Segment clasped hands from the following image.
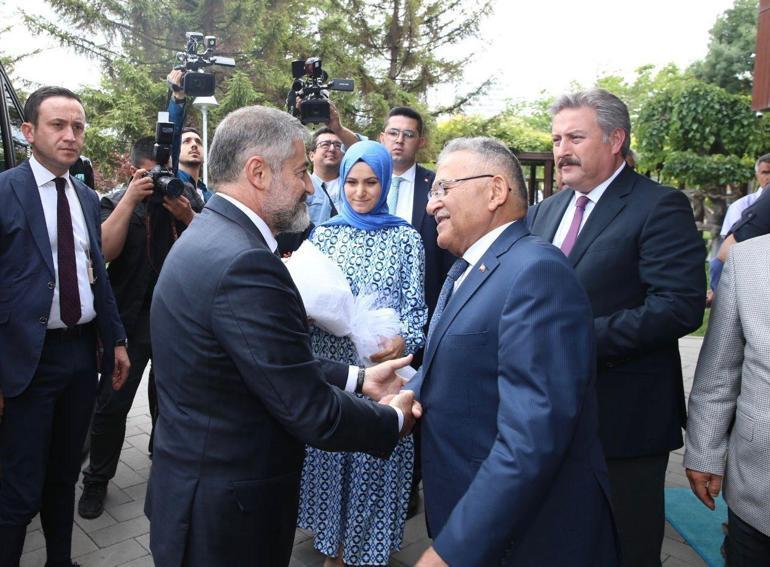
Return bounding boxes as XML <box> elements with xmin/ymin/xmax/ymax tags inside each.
<box><xmin>361</xmin><ymin>353</ymin><xmax>422</xmax><ymax>437</ymax></box>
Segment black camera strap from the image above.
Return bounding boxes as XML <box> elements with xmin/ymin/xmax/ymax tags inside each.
<box><xmin>320</xmin><ymin>181</ymin><xmax>338</xmax><ymax>217</ymax></box>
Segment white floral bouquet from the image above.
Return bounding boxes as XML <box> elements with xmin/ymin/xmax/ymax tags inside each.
<box><xmin>284</xmin><ymin>241</ymin><xmax>400</xmax><ymax>365</ymax></box>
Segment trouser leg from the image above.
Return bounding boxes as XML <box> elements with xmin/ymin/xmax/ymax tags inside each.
<box><xmin>606</xmin><ymin>453</ymin><xmax>669</xmax><ymax>567</ymax></box>
<box><xmin>726</xmin><ymin>508</ymin><xmax>770</xmax><ymax>566</ymax></box>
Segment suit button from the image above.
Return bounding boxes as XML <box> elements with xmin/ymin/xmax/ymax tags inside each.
<box><xmin>48</xmin><ymin>281</ymin><xmax>55</xmax><ymax>289</ymax></box>
<box><xmin>39</xmin><ymin>316</ymin><xmax>48</xmax><ymax>324</ymax></box>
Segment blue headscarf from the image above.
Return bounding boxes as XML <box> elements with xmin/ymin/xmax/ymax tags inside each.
<box><xmin>320</xmin><ymin>140</ymin><xmax>410</xmax><ymax>231</ymax></box>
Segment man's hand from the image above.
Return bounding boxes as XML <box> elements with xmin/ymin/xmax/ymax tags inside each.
<box><xmin>125</xmin><ymin>169</ymin><xmax>155</xmax><ymax>206</ymax></box>
<box><xmin>163</xmin><ymin>195</ymin><xmax>195</xmax><ymax>225</ymax></box>
<box><xmin>327</xmin><ymin>101</ymin><xmax>344</xmax><ymax>133</ymax></box>
<box><xmin>362</xmin><ymin>354</ymin><xmax>413</xmax><ymax>401</ymax></box>
<box><xmin>370</xmin><ymin>335</ymin><xmax>406</xmax><ymax>363</ymax></box>
<box><xmin>686</xmin><ymin>468</ymin><xmax>723</xmax><ymax>510</ymax></box>
<box><xmin>382</xmin><ymin>389</ymin><xmax>422</xmax><ymax>436</ymax></box>
<box><xmin>112</xmin><ymin>346</ymin><xmax>130</xmax><ymax>391</ymax></box>
<box><xmin>415</xmin><ymin>546</ymin><xmax>448</xmax><ymax>566</ymax></box>
<box><xmin>167</xmin><ymin>69</ymin><xmax>186</xmax><ymax>100</ymax></box>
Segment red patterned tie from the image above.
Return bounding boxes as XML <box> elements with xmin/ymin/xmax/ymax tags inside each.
<box><xmin>560</xmin><ymin>195</ymin><xmax>590</xmax><ymax>257</ymax></box>
<box><xmin>55</xmin><ymin>177</ymin><xmax>82</xmax><ymax>327</ymax></box>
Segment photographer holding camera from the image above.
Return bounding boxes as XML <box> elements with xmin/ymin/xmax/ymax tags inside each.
<box><xmin>78</xmin><ymin>134</ymin><xmax>203</xmax><ymax>520</ymax></box>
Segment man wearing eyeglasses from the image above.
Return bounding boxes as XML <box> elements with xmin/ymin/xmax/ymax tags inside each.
<box><xmin>379</xmin><ymin>107</ymin><xmax>455</xmax><ymax>340</ymax></box>
<box><xmin>306</xmin><ymin>127</ymin><xmax>346</xmax><ymax>225</ymax></box>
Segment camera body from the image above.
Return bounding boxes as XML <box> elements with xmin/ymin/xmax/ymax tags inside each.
<box><xmin>176</xmin><ymin>32</ymin><xmax>236</xmax><ymax>97</ymax></box>
<box><xmin>286</xmin><ymin>57</ymin><xmax>354</xmax><ymax>125</ymax></box>
<box><xmin>149</xmin><ymin>118</ymin><xmax>184</xmax><ymax>202</ymax></box>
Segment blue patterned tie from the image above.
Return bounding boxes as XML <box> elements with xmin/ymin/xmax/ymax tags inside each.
<box><xmin>426</xmin><ymin>258</ymin><xmax>469</xmax><ymax>347</ymax></box>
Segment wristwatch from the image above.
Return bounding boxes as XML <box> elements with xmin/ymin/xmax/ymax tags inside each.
<box><xmin>115</xmin><ymin>338</ymin><xmax>128</xmax><ymax>348</ymax></box>
<box><xmin>355</xmin><ymin>367</ymin><xmax>366</xmax><ymax>395</ymax></box>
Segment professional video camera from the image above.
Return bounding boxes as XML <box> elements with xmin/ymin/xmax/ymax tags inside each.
<box><xmin>286</xmin><ymin>58</ymin><xmax>354</xmax><ymax>125</ymax></box>
<box><xmin>149</xmin><ymin>117</ymin><xmax>184</xmax><ymax>201</ymax></box>
<box><xmin>175</xmin><ymin>32</ymin><xmax>236</xmax><ymax>97</ymax></box>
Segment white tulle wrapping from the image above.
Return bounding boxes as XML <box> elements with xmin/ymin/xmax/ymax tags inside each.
<box><xmin>284</xmin><ymin>241</ymin><xmax>400</xmax><ymax>364</ymax></box>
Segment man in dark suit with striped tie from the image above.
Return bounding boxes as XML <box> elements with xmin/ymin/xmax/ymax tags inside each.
<box><xmin>0</xmin><ymin>86</ymin><xmax>129</xmax><ymax>567</ymax></box>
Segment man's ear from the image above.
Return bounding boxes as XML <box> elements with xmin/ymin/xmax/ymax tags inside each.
<box><xmin>244</xmin><ymin>155</ymin><xmax>271</xmax><ymax>191</ymax></box>
<box><xmin>609</xmin><ymin>128</ymin><xmax>625</xmax><ymax>156</ymax></box>
<box><xmin>487</xmin><ymin>175</ymin><xmax>509</xmax><ymax>212</ymax></box>
<box><xmin>417</xmin><ymin>136</ymin><xmax>427</xmax><ymax>150</ymax></box>
<box><xmin>20</xmin><ymin>122</ymin><xmax>35</xmax><ymax>144</ymax></box>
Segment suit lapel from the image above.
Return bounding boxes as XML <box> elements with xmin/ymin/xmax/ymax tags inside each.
<box><xmin>72</xmin><ymin>179</ymin><xmax>101</xmax><ymax>256</ymax></box>
<box><xmin>422</xmin><ymin>222</ymin><xmax>527</xmax><ymax>375</ymax></box>
<box><xmin>535</xmin><ymin>189</ymin><xmax>572</xmax><ymax>243</ymax></box>
<box><xmin>567</xmin><ymin>167</ymin><xmax>634</xmax><ymax>267</ymax></box>
<box><xmin>11</xmin><ymin>162</ymin><xmax>55</xmax><ymax>276</ymax></box>
<box><xmin>206</xmin><ymin>194</ymin><xmax>270</xmax><ymax>250</ymax></box>
<box><xmin>411</xmin><ymin>165</ymin><xmax>431</xmax><ymax>229</ymax></box>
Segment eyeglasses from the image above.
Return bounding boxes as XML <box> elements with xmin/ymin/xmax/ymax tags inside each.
<box><xmin>428</xmin><ymin>174</ymin><xmax>495</xmax><ymax>200</ymax></box>
<box><xmin>317</xmin><ymin>140</ymin><xmax>343</xmax><ymax>150</ymax></box>
<box><xmin>383</xmin><ymin>128</ymin><xmax>418</xmax><ymax>140</ymax></box>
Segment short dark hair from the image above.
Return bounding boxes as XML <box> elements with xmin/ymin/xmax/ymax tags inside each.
<box><xmin>24</xmin><ymin>86</ymin><xmax>83</xmax><ymax>126</ymax></box>
<box><xmin>384</xmin><ymin>106</ymin><xmax>424</xmax><ymax>136</ymax></box>
<box><xmin>181</xmin><ymin>127</ymin><xmax>201</xmax><ymax>139</ymax></box>
<box><xmin>130</xmin><ymin>136</ymin><xmax>155</xmax><ymax>167</ymax></box>
<box><xmin>309</xmin><ymin>127</ymin><xmax>337</xmax><ymax>151</ymax></box>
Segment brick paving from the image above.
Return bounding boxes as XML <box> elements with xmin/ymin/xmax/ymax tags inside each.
<box><xmin>21</xmin><ymin>336</ymin><xmax>710</xmax><ymax>566</ymax></box>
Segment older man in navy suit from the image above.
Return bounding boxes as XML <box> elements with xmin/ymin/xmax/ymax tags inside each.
<box><xmin>0</xmin><ymin>87</ymin><xmax>129</xmax><ymax>567</ymax></box>
<box><xmin>528</xmin><ymin>89</ymin><xmax>705</xmax><ymax>567</ymax></box>
<box><xmin>410</xmin><ymin>137</ymin><xmax>618</xmax><ymax>566</ymax></box>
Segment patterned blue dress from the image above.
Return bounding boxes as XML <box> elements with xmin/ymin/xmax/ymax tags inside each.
<box><xmin>297</xmin><ymin>224</ymin><xmax>427</xmax><ymax>565</ymax></box>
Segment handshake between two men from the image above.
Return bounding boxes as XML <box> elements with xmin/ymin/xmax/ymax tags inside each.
<box><xmin>362</xmin><ymin>353</ymin><xmax>423</xmax><ymax>437</ymax></box>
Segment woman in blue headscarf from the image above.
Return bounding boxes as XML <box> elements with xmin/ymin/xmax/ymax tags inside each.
<box><xmin>297</xmin><ymin>140</ymin><xmax>427</xmax><ymax>566</ymax></box>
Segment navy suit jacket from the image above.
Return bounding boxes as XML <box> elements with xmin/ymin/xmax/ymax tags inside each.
<box><xmin>146</xmin><ymin>195</ymin><xmax>400</xmax><ymax>567</ymax></box>
<box><xmin>409</xmin><ymin>222</ymin><xmax>618</xmax><ymax>566</ymax></box>
<box><xmin>0</xmin><ymin>160</ymin><xmax>124</xmax><ymax>397</ymax></box>
<box><xmin>528</xmin><ymin>166</ymin><xmax>706</xmax><ymax>458</ymax></box>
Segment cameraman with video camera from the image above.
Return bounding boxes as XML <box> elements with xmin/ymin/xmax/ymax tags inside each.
<box><xmin>78</xmin><ymin>131</ymin><xmax>203</xmax><ymax>520</ymax></box>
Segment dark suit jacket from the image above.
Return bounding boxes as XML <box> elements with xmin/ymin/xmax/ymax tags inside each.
<box><xmin>528</xmin><ymin>166</ymin><xmax>706</xmax><ymax>458</ymax></box>
<box><xmin>409</xmin><ymin>222</ymin><xmax>618</xmax><ymax>566</ymax></box>
<box><xmin>0</xmin><ymin>160</ymin><xmax>124</xmax><ymax>397</ymax></box>
<box><xmin>145</xmin><ymin>195</ymin><xmax>400</xmax><ymax>567</ymax></box>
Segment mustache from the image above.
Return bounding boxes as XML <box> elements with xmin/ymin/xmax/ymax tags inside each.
<box><xmin>558</xmin><ymin>157</ymin><xmax>581</xmax><ymax>168</ymax></box>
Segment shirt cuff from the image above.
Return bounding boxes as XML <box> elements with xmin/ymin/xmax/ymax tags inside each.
<box><xmin>393</xmin><ymin>407</ymin><xmax>405</xmax><ymax>432</ymax></box>
<box><xmin>345</xmin><ymin>366</ymin><xmax>359</xmax><ymax>393</ymax></box>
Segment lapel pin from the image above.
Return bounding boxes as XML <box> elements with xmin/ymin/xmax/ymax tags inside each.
<box><xmin>479</xmin><ymin>264</ymin><xmax>486</xmax><ymax>272</ymax></box>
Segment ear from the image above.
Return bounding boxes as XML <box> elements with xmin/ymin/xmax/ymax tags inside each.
<box><xmin>487</xmin><ymin>175</ymin><xmax>509</xmax><ymax>212</ymax></box>
<box><xmin>21</xmin><ymin>122</ymin><xmax>35</xmax><ymax>144</ymax></box>
<box><xmin>417</xmin><ymin>136</ymin><xmax>427</xmax><ymax>150</ymax></box>
<box><xmin>609</xmin><ymin>128</ymin><xmax>625</xmax><ymax>156</ymax></box>
<box><xmin>379</xmin><ymin>132</ymin><xmax>387</xmax><ymax>144</ymax></box>
<box><xmin>244</xmin><ymin>155</ymin><xmax>271</xmax><ymax>192</ymax></box>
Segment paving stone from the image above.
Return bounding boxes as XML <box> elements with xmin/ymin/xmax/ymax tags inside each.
<box><xmin>123</xmin><ymin>481</ymin><xmax>148</xmax><ymax>502</ymax></box>
<box><xmin>71</xmin><ymin>522</ymin><xmax>99</xmax><ymax>556</ymax></box>
<box><xmin>135</xmin><ymin>533</ymin><xmax>151</xmax><ymax>553</ymax></box>
<box><xmin>119</xmin><ymin>446</ymin><xmax>152</xmax><ymax>471</ymax></box>
<box><xmin>20</xmin><ymin>547</ymin><xmax>46</xmax><ymax>567</ymax></box>
<box><xmin>126</xmin><ymin>432</ymin><xmax>152</xmax><ymax>451</ymax></box>
<box><xmin>90</xmin><ymin>515</ymin><xmax>150</xmax><ymax>548</ymax></box>
<box><xmin>661</xmin><ymin>535</ymin><xmax>709</xmax><ymax>564</ymax></box>
<box><xmin>73</xmin><ymin>538</ymin><xmax>148</xmax><ymax>567</ymax></box>
<box><xmin>106</xmin><ymin>497</ymin><xmax>147</xmax><ymax>522</ymax></box>
<box><xmin>75</xmin><ymin>507</ymin><xmax>119</xmax><ymax>533</ymax></box>
<box><xmin>665</xmin><ymin>521</ymin><xmax>686</xmax><ymax>543</ymax></box>
<box><xmin>119</xmin><ymin>554</ymin><xmax>155</xmax><ymax>567</ymax></box>
<box><xmin>21</xmin><ymin>529</ymin><xmax>45</xmax><ymax>553</ymax></box>
<box><xmin>113</xmin><ymin>462</ymin><xmax>147</xmax><ymax>489</ymax></box>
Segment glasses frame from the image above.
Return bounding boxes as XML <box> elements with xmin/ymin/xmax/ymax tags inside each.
<box><xmin>428</xmin><ymin>174</ymin><xmax>495</xmax><ymax>200</ymax></box>
<box><xmin>316</xmin><ymin>140</ymin><xmax>343</xmax><ymax>151</ymax></box>
<box><xmin>383</xmin><ymin>128</ymin><xmax>418</xmax><ymax>140</ymax></box>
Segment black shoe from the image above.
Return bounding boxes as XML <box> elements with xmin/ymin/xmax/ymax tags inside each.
<box><xmin>45</xmin><ymin>561</ymin><xmax>81</xmax><ymax>567</ymax></box>
<box><xmin>77</xmin><ymin>482</ymin><xmax>107</xmax><ymax>519</ymax></box>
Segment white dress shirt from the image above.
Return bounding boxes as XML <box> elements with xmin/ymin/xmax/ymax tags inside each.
<box><xmin>455</xmin><ymin>221</ymin><xmax>515</xmax><ymax>291</ymax></box>
<box><xmin>392</xmin><ymin>163</ymin><xmax>417</xmax><ymax>223</ymax></box>
<box><xmin>552</xmin><ymin>163</ymin><xmax>626</xmax><ymax>249</ymax></box>
<box><xmin>216</xmin><ymin>193</ymin><xmax>404</xmax><ymax>430</ymax></box>
<box><xmin>720</xmin><ymin>186</ymin><xmax>765</xmax><ymax>236</ymax></box>
<box><xmin>29</xmin><ymin>155</ymin><xmax>96</xmax><ymax>329</ymax></box>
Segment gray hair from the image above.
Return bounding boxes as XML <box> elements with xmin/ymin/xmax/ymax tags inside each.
<box><xmin>208</xmin><ymin>106</ymin><xmax>309</xmax><ymax>186</ymax></box>
<box><xmin>755</xmin><ymin>153</ymin><xmax>770</xmax><ymax>172</ymax></box>
<box><xmin>550</xmin><ymin>89</ymin><xmax>631</xmax><ymax>157</ymax></box>
<box><xmin>438</xmin><ymin>137</ymin><xmax>528</xmax><ymax>208</ymax></box>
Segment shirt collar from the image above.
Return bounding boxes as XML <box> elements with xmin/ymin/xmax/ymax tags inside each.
<box><xmin>577</xmin><ymin>162</ymin><xmax>625</xmax><ymax>204</ymax></box>
<box><xmin>394</xmin><ymin>163</ymin><xmax>416</xmax><ymax>184</ymax></box>
<box><xmin>312</xmin><ymin>173</ymin><xmax>340</xmax><ymax>187</ymax></box>
<box><xmin>217</xmin><ymin>193</ymin><xmax>278</xmax><ymax>253</ymax></box>
<box><xmin>29</xmin><ymin>154</ymin><xmax>71</xmax><ymax>189</ymax></box>
<box><xmin>462</xmin><ymin>221</ymin><xmax>516</xmax><ymax>268</ymax></box>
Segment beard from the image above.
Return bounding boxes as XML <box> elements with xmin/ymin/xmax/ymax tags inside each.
<box><xmin>272</xmin><ymin>199</ymin><xmax>310</xmax><ymax>234</ymax></box>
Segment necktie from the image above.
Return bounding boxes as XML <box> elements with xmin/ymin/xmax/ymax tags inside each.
<box><xmin>387</xmin><ymin>176</ymin><xmax>403</xmax><ymax>214</ymax></box>
<box><xmin>560</xmin><ymin>195</ymin><xmax>590</xmax><ymax>256</ymax></box>
<box><xmin>426</xmin><ymin>258</ymin><xmax>469</xmax><ymax>347</ymax></box>
<box><xmin>55</xmin><ymin>177</ymin><xmax>82</xmax><ymax>327</ymax></box>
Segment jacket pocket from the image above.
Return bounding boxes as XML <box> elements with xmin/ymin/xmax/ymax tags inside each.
<box><xmin>736</xmin><ymin>411</ymin><xmax>754</xmax><ymax>443</ymax></box>
<box><xmin>228</xmin><ymin>471</ymin><xmax>299</xmax><ymax>513</ymax></box>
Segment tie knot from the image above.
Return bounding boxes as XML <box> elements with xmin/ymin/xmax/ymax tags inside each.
<box><xmin>54</xmin><ymin>177</ymin><xmax>67</xmax><ymax>193</ymax></box>
<box><xmin>391</xmin><ymin>176</ymin><xmax>403</xmax><ymax>190</ymax></box>
<box><xmin>576</xmin><ymin>195</ymin><xmax>590</xmax><ymax>210</ymax></box>
<box><xmin>448</xmin><ymin>258</ymin><xmax>469</xmax><ymax>281</ymax></box>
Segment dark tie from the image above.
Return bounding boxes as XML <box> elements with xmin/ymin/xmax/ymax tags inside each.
<box><xmin>560</xmin><ymin>195</ymin><xmax>590</xmax><ymax>256</ymax></box>
<box><xmin>55</xmin><ymin>177</ymin><xmax>81</xmax><ymax>327</ymax></box>
<box><xmin>319</xmin><ymin>182</ymin><xmax>338</xmax><ymax>217</ymax></box>
<box><xmin>426</xmin><ymin>258</ymin><xmax>469</xmax><ymax>347</ymax></box>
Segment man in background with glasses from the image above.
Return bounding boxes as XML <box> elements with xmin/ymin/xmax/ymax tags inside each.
<box><xmin>306</xmin><ymin>127</ymin><xmax>346</xmax><ymax>225</ymax></box>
